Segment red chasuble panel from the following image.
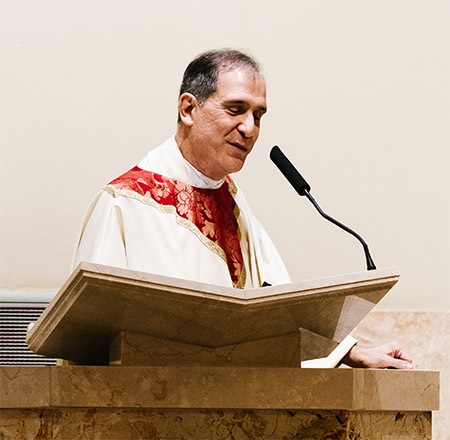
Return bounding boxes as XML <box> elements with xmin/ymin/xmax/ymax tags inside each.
<box><xmin>108</xmin><ymin>166</ymin><xmax>245</xmax><ymax>288</ymax></box>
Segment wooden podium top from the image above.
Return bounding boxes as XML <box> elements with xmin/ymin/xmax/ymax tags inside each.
<box><xmin>27</xmin><ymin>262</ymin><xmax>399</xmax><ymax>364</ymax></box>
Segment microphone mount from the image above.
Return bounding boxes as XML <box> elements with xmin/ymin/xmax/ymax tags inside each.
<box><xmin>270</xmin><ymin>145</ymin><xmax>376</xmax><ymax>271</ymax></box>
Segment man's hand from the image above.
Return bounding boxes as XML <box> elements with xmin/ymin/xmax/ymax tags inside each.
<box><xmin>342</xmin><ymin>341</ymin><xmax>413</xmax><ymax>369</ymax></box>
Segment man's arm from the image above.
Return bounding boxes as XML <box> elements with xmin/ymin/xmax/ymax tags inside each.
<box><xmin>342</xmin><ymin>341</ymin><xmax>413</xmax><ymax>369</ymax></box>
<box><xmin>72</xmin><ymin>190</ymin><xmax>127</xmax><ymax>270</ymax></box>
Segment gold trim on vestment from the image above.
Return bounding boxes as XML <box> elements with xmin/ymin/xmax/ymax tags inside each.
<box><xmin>228</xmin><ymin>181</ymin><xmax>245</xmax><ymax>288</ymax></box>
<box><xmin>235</xmin><ymin>261</ymin><xmax>246</xmax><ymax>289</ymax></box>
<box><xmin>104</xmin><ymin>185</ymin><xmax>246</xmax><ymax>289</ymax></box>
<box><xmin>228</xmin><ymin>179</ymin><xmax>242</xmax><ymax>241</ymax></box>
<box><xmin>228</xmin><ymin>179</ymin><xmax>238</xmax><ymax>198</ymax></box>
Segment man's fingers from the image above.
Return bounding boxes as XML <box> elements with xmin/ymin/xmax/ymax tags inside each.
<box><xmin>344</xmin><ymin>342</ymin><xmax>414</xmax><ymax>369</ymax></box>
<box><xmin>385</xmin><ymin>356</ymin><xmax>413</xmax><ymax>370</ymax></box>
<box><xmin>388</xmin><ymin>343</ymin><xmax>413</xmax><ymax>363</ymax></box>
<box><xmin>397</xmin><ymin>350</ymin><xmax>413</xmax><ymax>363</ymax></box>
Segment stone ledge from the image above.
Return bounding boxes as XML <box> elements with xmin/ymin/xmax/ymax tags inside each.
<box><xmin>0</xmin><ymin>366</ymin><xmax>439</xmax><ymax>411</ymax></box>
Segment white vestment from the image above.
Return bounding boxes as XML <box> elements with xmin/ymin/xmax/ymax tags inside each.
<box><xmin>73</xmin><ymin>137</ymin><xmax>291</xmax><ymax>289</ymax></box>
<box><xmin>73</xmin><ymin>137</ymin><xmax>357</xmax><ymax>365</ymax></box>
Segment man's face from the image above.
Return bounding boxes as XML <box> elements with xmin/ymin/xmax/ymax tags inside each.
<box><xmin>186</xmin><ymin>68</ymin><xmax>267</xmax><ymax>180</ymax></box>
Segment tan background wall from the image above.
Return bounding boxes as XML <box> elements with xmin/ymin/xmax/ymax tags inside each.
<box><xmin>353</xmin><ymin>311</ymin><xmax>449</xmax><ymax>439</ymax></box>
<box><xmin>1</xmin><ymin>0</ymin><xmax>449</xmax><ymax>311</ymax></box>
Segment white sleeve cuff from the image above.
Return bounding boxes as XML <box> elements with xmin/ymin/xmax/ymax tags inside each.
<box><xmin>301</xmin><ymin>335</ymin><xmax>358</xmax><ymax>368</ymax></box>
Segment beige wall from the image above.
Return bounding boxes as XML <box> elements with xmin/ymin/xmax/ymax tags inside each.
<box><xmin>1</xmin><ymin>0</ymin><xmax>449</xmax><ymax>311</ymax></box>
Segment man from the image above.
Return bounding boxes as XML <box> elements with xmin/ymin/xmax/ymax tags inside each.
<box><xmin>74</xmin><ymin>49</ymin><xmax>412</xmax><ymax>369</ymax></box>
<box><xmin>74</xmin><ymin>49</ymin><xmax>288</xmax><ymax>289</ymax></box>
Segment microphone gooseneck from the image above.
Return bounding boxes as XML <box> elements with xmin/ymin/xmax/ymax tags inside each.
<box><xmin>270</xmin><ymin>145</ymin><xmax>376</xmax><ymax>271</ymax></box>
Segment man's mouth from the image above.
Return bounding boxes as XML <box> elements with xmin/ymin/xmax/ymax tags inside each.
<box><xmin>228</xmin><ymin>142</ymin><xmax>248</xmax><ymax>152</ymax></box>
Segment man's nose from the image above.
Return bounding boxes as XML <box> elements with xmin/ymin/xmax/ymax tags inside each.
<box><xmin>238</xmin><ymin>113</ymin><xmax>256</xmax><ymax>137</ymax></box>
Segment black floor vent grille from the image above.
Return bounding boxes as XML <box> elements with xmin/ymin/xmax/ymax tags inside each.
<box><xmin>0</xmin><ymin>307</ymin><xmax>57</xmax><ymax>366</ymax></box>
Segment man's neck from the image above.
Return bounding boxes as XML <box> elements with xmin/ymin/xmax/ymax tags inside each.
<box><xmin>175</xmin><ymin>131</ymin><xmax>222</xmax><ymax>181</ymax></box>
<box><xmin>175</xmin><ymin>132</ymin><xmax>225</xmax><ymax>188</ymax></box>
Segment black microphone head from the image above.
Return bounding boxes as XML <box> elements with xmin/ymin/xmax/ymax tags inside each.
<box><xmin>270</xmin><ymin>145</ymin><xmax>311</xmax><ymax>196</ymax></box>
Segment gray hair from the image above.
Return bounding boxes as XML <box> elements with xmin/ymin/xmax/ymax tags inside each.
<box><xmin>179</xmin><ymin>49</ymin><xmax>262</xmax><ymax>105</ymax></box>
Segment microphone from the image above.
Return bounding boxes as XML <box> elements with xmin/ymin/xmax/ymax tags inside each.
<box><xmin>270</xmin><ymin>145</ymin><xmax>376</xmax><ymax>271</ymax></box>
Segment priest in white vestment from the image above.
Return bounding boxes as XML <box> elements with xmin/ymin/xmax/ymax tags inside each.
<box><xmin>73</xmin><ymin>49</ymin><xmax>413</xmax><ymax>370</ymax></box>
<box><xmin>74</xmin><ymin>136</ymin><xmax>290</xmax><ymax>289</ymax></box>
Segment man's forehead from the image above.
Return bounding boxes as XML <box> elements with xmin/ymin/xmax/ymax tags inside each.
<box><xmin>214</xmin><ymin>68</ymin><xmax>267</xmax><ymax>105</ymax></box>
<box><xmin>216</xmin><ymin>67</ymin><xmax>265</xmax><ymax>86</ymax></box>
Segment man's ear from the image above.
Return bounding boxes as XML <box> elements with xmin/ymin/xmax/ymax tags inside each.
<box><xmin>178</xmin><ymin>93</ymin><xmax>198</xmax><ymax>127</ymax></box>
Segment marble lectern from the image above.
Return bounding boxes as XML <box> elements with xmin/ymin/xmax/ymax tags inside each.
<box><xmin>27</xmin><ymin>262</ymin><xmax>400</xmax><ymax>366</ymax></box>
<box><xmin>0</xmin><ymin>263</ymin><xmax>439</xmax><ymax>439</ymax></box>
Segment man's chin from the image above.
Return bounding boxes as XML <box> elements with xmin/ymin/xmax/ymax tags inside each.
<box><xmin>226</xmin><ymin>159</ymin><xmax>246</xmax><ymax>176</ymax></box>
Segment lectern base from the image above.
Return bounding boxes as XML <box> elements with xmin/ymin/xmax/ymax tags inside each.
<box><xmin>1</xmin><ymin>408</ymin><xmax>431</xmax><ymax>439</ymax></box>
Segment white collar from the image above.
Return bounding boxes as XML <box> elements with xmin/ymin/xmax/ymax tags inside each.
<box><xmin>179</xmin><ymin>151</ymin><xmax>225</xmax><ymax>189</ymax></box>
<box><xmin>139</xmin><ymin>136</ymin><xmax>226</xmax><ymax>189</ymax></box>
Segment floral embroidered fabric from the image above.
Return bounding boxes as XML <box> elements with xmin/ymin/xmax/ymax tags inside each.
<box><xmin>108</xmin><ymin>166</ymin><xmax>245</xmax><ymax>287</ymax></box>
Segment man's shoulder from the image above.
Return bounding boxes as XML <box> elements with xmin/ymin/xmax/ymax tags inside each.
<box><xmin>105</xmin><ymin>167</ymin><xmax>178</xmax><ymax>203</ymax></box>
<box><xmin>107</xmin><ymin>166</ymin><xmax>153</xmax><ymax>194</ymax></box>
<box><xmin>137</xmin><ymin>136</ymin><xmax>177</xmax><ymax>172</ymax></box>
<box><xmin>107</xmin><ymin>167</ymin><xmax>235</xmax><ymax>195</ymax></box>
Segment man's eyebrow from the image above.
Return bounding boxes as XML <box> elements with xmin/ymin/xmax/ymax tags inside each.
<box><xmin>223</xmin><ymin>99</ymin><xmax>267</xmax><ymax>113</ymax></box>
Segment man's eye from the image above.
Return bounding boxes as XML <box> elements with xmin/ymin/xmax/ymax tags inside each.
<box><xmin>227</xmin><ymin>107</ymin><xmax>241</xmax><ymax>115</ymax></box>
